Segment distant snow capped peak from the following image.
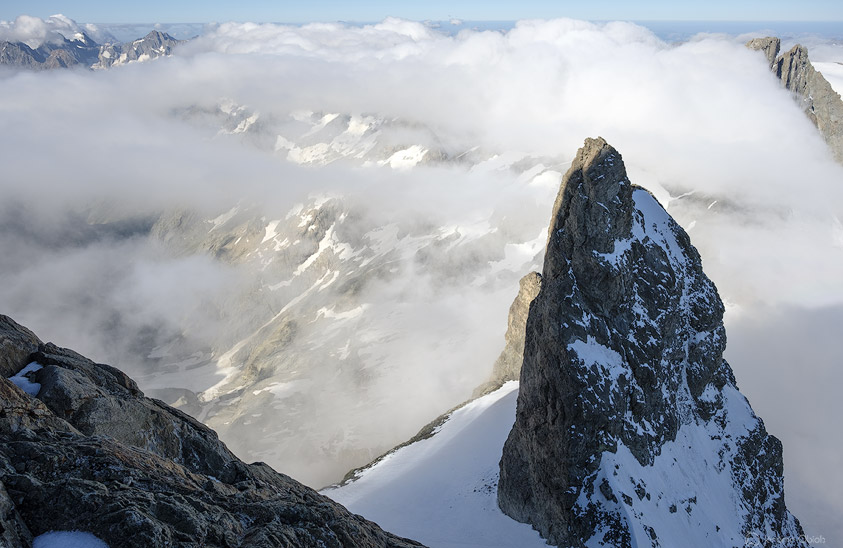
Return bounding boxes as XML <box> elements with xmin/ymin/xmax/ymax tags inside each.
<box><xmin>0</xmin><ymin>15</ymin><xmax>184</xmax><ymax>71</ymax></box>
<box><xmin>95</xmin><ymin>30</ymin><xmax>183</xmax><ymax>69</ymax></box>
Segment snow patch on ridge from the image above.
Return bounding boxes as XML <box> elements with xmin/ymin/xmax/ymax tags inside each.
<box><xmin>208</xmin><ymin>206</ymin><xmax>239</xmax><ymax>231</ymax></box>
<box><xmin>568</xmin><ymin>336</ymin><xmax>626</xmax><ymax>383</ymax></box>
<box><xmin>316</xmin><ymin>305</ymin><xmax>368</xmax><ymax>321</ymax></box>
<box><xmin>261</xmin><ymin>219</ymin><xmax>282</xmax><ymax>243</ymax></box>
<box><xmin>578</xmin><ymin>381</ymin><xmax>761</xmax><ymax>548</ymax></box>
<box><xmin>380</xmin><ymin>145</ymin><xmax>428</xmax><ymax>169</ymax></box>
<box><xmin>10</xmin><ymin>362</ymin><xmax>43</xmax><ymax>396</ymax></box>
<box><xmin>595</xmin><ymin>188</ymin><xmax>687</xmax><ymax>271</ymax></box>
<box><xmin>33</xmin><ymin>531</ymin><xmax>109</xmax><ymax>548</ymax></box>
<box><xmin>293</xmin><ymin>223</ymin><xmax>353</xmax><ymax>276</ymax></box>
<box><xmin>323</xmin><ymin>382</ymin><xmax>548</xmax><ymax>548</ymax></box>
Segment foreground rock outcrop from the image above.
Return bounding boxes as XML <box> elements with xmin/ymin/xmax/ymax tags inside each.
<box><xmin>498</xmin><ymin>138</ymin><xmax>806</xmax><ymax>546</ymax></box>
<box><xmin>0</xmin><ymin>314</ymin><xmax>423</xmax><ymax>548</ymax></box>
<box><xmin>748</xmin><ymin>36</ymin><xmax>843</xmax><ymax>163</ymax></box>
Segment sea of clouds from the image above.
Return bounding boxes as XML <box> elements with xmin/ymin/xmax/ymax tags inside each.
<box><xmin>1</xmin><ymin>14</ymin><xmax>841</xmax><ymax>541</ymax></box>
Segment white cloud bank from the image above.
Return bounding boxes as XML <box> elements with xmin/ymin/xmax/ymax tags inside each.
<box><xmin>1</xmin><ymin>15</ymin><xmax>841</xmax><ymax>543</ymax></box>
<box><xmin>0</xmin><ymin>14</ymin><xmax>113</xmax><ymax>47</ymax></box>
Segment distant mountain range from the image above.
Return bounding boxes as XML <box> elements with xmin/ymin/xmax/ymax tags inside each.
<box><xmin>0</xmin><ymin>29</ymin><xmax>183</xmax><ymax>70</ymax></box>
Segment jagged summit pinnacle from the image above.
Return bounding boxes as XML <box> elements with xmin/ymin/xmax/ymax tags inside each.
<box><xmin>139</xmin><ymin>30</ymin><xmax>178</xmax><ymax>45</ymax></box>
<box><xmin>746</xmin><ymin>37</ymin><xmax>780</xmax><ymax>69</ymax></box>
<box><xmin>747</xmin><ymin>36</ymin><xmax>843</xmax><ymax>163</ymax></box>
<box><xmin>544</xmin><ymin>136</ymin><xmax>635</xmax><ymax>282</ymax></box>
<box><xmin>498</xmin><ymin>137</ymin><xmax>806</xmax><ymax>547</ymax></box>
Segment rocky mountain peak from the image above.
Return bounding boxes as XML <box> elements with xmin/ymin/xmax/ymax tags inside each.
<box><xmin>747</xmin><ymin>36</ymin><xmax>843</xmax><ymax>163</ymax></box>
<box><xmin>746</xmin><ymin>36</ymin><xmax>781</xmax><ymax>69</ymax></box>
<box><xmin>498</xmin><ymin>138</ymin><xmax>807</xmax><ymax>547</ymax></box>
<box><xmin>143</xmin><ymin>30</ymin><xmax>175</xmax><ymax>43</ymax></box>
<box><xmin>777</xmin><ymin>44</ymin><xmax>813</xmax><ymax>92</ymax></box>
<box><xmin>95</xmin><ymin>31</ymin><xmax>183</xmax><ymax>69</ymax></box>
<box><xmin>544</xmin><ymin>136</ymin><xmax>634</xmax><ymax>283</ymax></box>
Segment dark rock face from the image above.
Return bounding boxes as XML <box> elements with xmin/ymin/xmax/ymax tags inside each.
<box><xmin>498</xmin><ymin>138</ymin><xmax>806</xmax><ymax>547</ymax></box>
<box><xmin>748</xmin><ymin>36</ymin><xmax>843</xmax><ymax>163</ymax></box>
<box><xmin>0</xmin><ymin>314</ymin><xmax>423</xmax><ymax>548</ymax></box>
<box><xmin>474</xmin><ymin>272</ymin><xmax>541</xmax><ymax>397</ymax></box>
<box><xmin>0</xmin><ymin>316</ymin><xmax>40</xmax><ymax>378</ymax></box>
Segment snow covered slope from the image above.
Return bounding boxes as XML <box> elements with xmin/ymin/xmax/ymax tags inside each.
<box><xmin>814</xmin><ymin>62</ymin><xmax>843</xmax><ymax>96</ymax></box>
<box><xmin>323</xmin><ymin>382</ymin><xmax>548</xmax><ymax>548</ymax></box>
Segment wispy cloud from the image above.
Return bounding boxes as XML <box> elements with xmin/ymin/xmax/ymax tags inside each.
<box><xmin>0</xmin><ymin>14</ymin><xmax>114</xmax><ymax>47</ymax></box>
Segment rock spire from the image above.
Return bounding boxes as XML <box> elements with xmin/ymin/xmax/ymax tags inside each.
<box><xmin>748</xmin><ymin>36</ymin><xmax>843</xmax><ymax>163</ymax></box>
<box><xmin>498</xmin><ymin>137</ymin><xmax>807</xmax><ymax>547</ymax></box>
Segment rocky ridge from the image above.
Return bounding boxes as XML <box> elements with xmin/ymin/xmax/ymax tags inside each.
<box><xmin>497</xmin><ymin>138</ymin><xmax>807</xmax><ymax>546</ymax></box>
<box><xmin>748</xmin><ymin>36</ymin><xmax>843</xmax><ymax>163</ymax></box>
<box><xmin>0</xmin><ymin>31</ymin><xmax>99</xmax><ymax>69</ymax></box>
<box><xmin>473</xmin><ymin>271</ymin><xmax>541</xmax><ymax>397</ymax></box>
<box><xmin>0</xmin><ymin>314</ymin><xmax>423</xmax><ymax>548</ymax></box>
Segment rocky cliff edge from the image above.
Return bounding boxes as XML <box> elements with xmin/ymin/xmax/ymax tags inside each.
<box><xmin>748</xmin><ymin>36</ymin><xmax>843</xmax><ymax>164</ymax></box>
<box><xmin>0</xmin><ymin>314</ymin><xmax>423</xmax><ymax>548</ymax></box>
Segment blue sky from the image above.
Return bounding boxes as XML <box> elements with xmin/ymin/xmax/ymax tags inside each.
<box><xmin>2</xmin><ymin>0</ymin><xmax>843</xmax><ymax>24</ymax></box>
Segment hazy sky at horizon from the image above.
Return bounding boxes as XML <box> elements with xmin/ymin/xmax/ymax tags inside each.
<box><xmin>2</xmin><ymin>0</ymin><xmax>843</xmax><ymax>24</ymax></box>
